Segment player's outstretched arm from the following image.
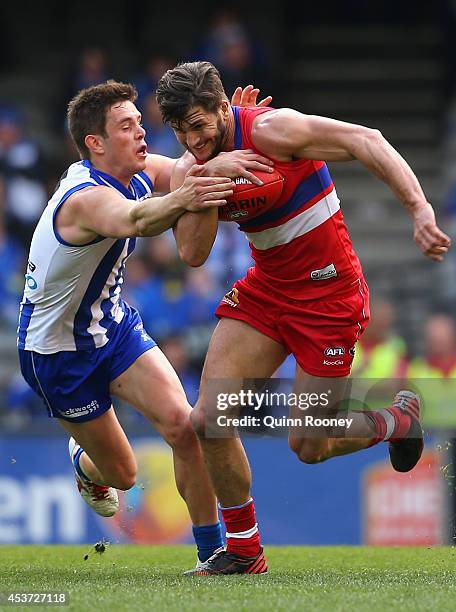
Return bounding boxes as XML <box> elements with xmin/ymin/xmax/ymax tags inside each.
<box><xmin>252</xmin><ymin>109</ymin><xmax>451</xmax><ymax>262</ymax></box>
<box><xmin>58</xmin><ymin>170</ymin><xmax>232</xmax><ymax>243</ymax></box>
<box><xmin>133</xmin><ymin>165</ymin><xmax>232</xmax><ymax>236</ymax></box>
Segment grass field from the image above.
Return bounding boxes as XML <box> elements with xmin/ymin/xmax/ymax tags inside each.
<box><xmin>0</xmin><ymin>545</ymin><xmax>455</xmax><ymax>611</ymax></box>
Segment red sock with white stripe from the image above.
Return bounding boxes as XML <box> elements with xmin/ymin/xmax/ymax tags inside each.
<box><xmin>366</xmin><ymin>407</ymin><xmax>412</xmax><ymax>446</ymax></box>
<box><xmin>220</xmin><ymin>497</ymin><xmax>261</xmax><ymax>557</ymax></box>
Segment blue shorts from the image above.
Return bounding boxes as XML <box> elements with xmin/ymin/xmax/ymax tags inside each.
<box><xmin>18</xmin><ymin>304</ymin><xmax>156</xmax><ymax>423</ymax></box>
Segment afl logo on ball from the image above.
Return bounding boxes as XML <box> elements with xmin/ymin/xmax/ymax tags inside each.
<box><xmin>229</xmin><ymin>209</ymin><xmax>249</xmax><ymax>219</ymax></box>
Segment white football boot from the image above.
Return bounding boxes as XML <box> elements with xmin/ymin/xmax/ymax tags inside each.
<box><xmin>68</xmin><ymin>437</ymin><xmax>119</xmax><ymax>517</ymax></box>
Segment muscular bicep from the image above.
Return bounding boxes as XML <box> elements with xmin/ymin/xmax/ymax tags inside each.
<box><xmin>252</xmin><ymin>109</ymin><xmax>374</xmax><ymax>162</ymax></box>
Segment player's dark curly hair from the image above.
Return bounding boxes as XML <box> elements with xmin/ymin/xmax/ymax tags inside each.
<box><xmin>67</xmin><ymin>80</ymin><xmax>138</xmax><ymax>159</ymax></box>
<box><xmin>156</xmin><ymin>61</ymin><xmax>228</xmax><ymax>126</ymax></box>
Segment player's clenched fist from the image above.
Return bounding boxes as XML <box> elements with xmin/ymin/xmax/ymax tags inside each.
<box><xmin>177</xmin><ymin>164</ymin><xmax>234</xmax><ymax>212</ymax></box>
<box><xmin>412</xmin><ymin>204</ymin><xmax>452</xmax><ymax>262</ymax></box>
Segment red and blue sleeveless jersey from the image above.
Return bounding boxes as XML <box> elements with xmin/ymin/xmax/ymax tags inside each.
<box><xmin>231</xmin><ymin>106</ymin><xmax>364</xmax><ymax>300</ymax></box>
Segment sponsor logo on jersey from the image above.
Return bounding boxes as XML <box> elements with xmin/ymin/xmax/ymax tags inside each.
<box><xmin>25</xmin><ymin>275</ymin><xmax>38</xmax><ymax>290</ymax></box>
<box><xmin>221</xmin><ymin>287</ymin><xmax>239</xmax><ymax>307</ymax></box>
<box><xmin>323</xmin><ymin>359</ymin><xmax>344</xmax><ymax>366</ymax></box>
<box><xmin>311</xmin><ymin>263</ymin><xmax>337</xmax><ymax>281</ymax></box>
<box><xmin>324</xmin><ymin>347</ymin><xmax>345</xmax><ymax>357</ymax></box>
<box><xmin>134</xmin><ymin>321</ymin><xmax>152</xmax><ymax>341</ymax></box>
<box><xmin>349</xmin><ymin>347</ymin><xmax>356</xmax><ymax>357</ymax></box>
<box><xmin>27</xmin><ymin>260</ymin><xmax>36</xmax><ymax>273</ymax></box>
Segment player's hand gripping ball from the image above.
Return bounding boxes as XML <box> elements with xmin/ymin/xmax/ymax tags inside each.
<box><xmin>219</xmin><ymin>168</ymin><xmax>284</xmax><ymax>222</ymax></box>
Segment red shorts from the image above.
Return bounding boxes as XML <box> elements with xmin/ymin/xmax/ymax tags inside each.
<box><xmin>215</xmin><ymin>271</ymin><xmax>370</xmax><ymax>377</ymax></box>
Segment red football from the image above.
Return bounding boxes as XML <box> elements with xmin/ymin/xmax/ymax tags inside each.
<box><xmin>218</xmin><ymin>168</ymin><xmax>284</xmax><ymax>222</ymax></box>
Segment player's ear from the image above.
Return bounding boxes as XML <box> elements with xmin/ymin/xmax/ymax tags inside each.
<box><xmin>85</xmin><ymin>134</ymin><xmax>104</xmax><ymax>156</ymax></box>
<box><xmin>220</xmin><ymin>100</ymin><xmax>230</xmax><ymax>117</ymax></box>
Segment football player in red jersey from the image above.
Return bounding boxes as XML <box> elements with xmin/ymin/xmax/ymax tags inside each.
<box><xmin>156</xmin><ymin>61</ymin><xmax>451</xmax><ymax>575</ymax></box>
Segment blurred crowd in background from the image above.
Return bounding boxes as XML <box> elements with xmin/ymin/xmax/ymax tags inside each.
<box><xmin>1</xmin><ymin>6</ymin><xmax>456</xmax><ymax>430</ymax></box>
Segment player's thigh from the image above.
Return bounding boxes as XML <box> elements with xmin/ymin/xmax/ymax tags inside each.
<box><xmin>288</xmin><ymin>365</ymin><xmax>349</xmax><ymax>458</ymax></box>
<box><xmin>197</xmin><ymin>317</ymin><xmax>288</xmax><ymax>416</ymax></box>
<box><xmin>203</xmin><ymin>318</ymin><xmax>288</xmax><ymax>379</ymax></box>
<box><xmin>109</xmin><ymin>346</ymin><xmax>191</xmax><ymax>439</ymax></box>
<box><xmin>58</xmin><ymin>407</ymin><xmax>137</xmax><ymax>481</ymax></box>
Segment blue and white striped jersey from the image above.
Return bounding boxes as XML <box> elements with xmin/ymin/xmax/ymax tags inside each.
<box><xmin>17</xmin><ymin>160</ymin><xmax>154</xmax><ymax>353</ymax></box>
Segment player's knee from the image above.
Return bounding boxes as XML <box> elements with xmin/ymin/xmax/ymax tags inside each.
<box><xmin>163</xmin><ymin>410</ymin><xmax>196</xmax><ymax>449</ymax></box>
<box><xmin>289</xmin><ymin>439</ymin><xmax>329</xmax><ymax>464</ymax></box>
<box><xmin>190</xmin><ymin>405</ymin><xmax>206</xmax><ymax>437</ymax></box>
<box><xmin>298</xmin><ymin>450</ymin><xmax>326</xmax><ymax>464</ymax></box>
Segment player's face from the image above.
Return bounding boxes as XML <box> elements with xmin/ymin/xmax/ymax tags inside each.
<box><xmin>171</xmin><ymin>105</ymin><xmax>227</xmax><ymax>162</ymax></box>
<box><xmin>102</xmin><ymin>101</ymin><xmax>148</xmax><ymax>174</ymax></box>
